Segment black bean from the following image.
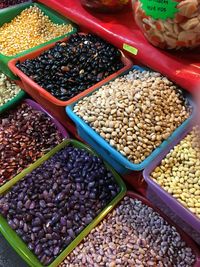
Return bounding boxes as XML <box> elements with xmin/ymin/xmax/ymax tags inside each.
<box><xmin>32</xmin><ymin>217</ymin><xmax>42</xmax><ymax>227</ymax></box>
<box><xmin>35</xmin><ymin>244</ymin><xmax>42</xmax><ymax>255</ymax></box>
<box><xmin>16</xmin><ymin>33</ymin><xmax>124</xmax><ymax>101</ymax></box>
<box><xmin>39</xmin><ymin>200</ymin><xmax>46</xmax><ymax>208</ymax></box>
<box><xmin>67</xmin><ymin>229</ymin><xmax>75</xmax><ymax>239</ymax></box>
<box><xmin>53</xmin><ymin>246</ymin><xmax>60</xmax><ymax>256</ymax></box>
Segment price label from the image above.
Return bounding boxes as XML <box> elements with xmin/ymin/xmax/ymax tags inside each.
<box><xmin>140</xmin><ymin>0</ymin><xmax>178</xmax><ymax>20</ymax></box>
<box><xmin>123</xmin><ymin>44</ymin><xmax>138</xmax><ymax>55</ymax></box>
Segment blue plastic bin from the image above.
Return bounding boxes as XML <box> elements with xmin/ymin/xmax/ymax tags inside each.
<box><xmin>66</xmin><ymin>66</ymin><xmax>195</xmax><ymax>175</ymax></box>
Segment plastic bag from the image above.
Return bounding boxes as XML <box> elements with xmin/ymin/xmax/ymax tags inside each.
<box><xmin>133</xmin><ymin>0</ymin><xmax>200</xmax><ymax>50</ymax></box>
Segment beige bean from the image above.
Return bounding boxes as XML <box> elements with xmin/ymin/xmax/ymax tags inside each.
<box><xmin>151</xmin><ymin>126</ymin><xmax>200</xmax><ymax>218</ymax></box>
<box><xmin>74</xmin><ymin>69</ymin><xmax>191</xmax><ymax>164</ymax></box>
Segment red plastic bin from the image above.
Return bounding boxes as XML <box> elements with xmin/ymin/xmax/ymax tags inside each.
<box><xmin>126</xmin><ymin>191</ymin><xmax>200</xmax><ymax>266</ymax></box>
<box><xmin>8</xmin><ymin>34</ymin><xmax>133</xmax><ymax>136</ymax></box>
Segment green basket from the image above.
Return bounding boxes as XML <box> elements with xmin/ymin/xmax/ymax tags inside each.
<box><xmin>0</xmin><ymin>139</ymin><xmax>126</xmax><ymax>267</ymax></box>
<box><xmin>0</xmin><ymin>89</ymin><xmax>26</xmax><ymax>114</ymax></box>
<box><xmin>0</xmin><ymin>2</ymin><xmax>77</xmax><ymax>79</ymax></box>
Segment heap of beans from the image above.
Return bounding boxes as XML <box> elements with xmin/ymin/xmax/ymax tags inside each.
<box><xmin>0</xmin><ymin>72</ymin><xmax>22</xmax><ymax>106</ymax></box>
<box><xmin>74</xmin><ymin>69</ymin><xmax>191</xmax><ymax>164</ymax></box>
<box><xmin>0</xmin><ymin>0</ymin><xmax>28</xmax><ymax>9</ymax></box>
<box><xmin>61</xmin><ymin>196</ymin><xmax>195</xmax><ymax>267</ymax></box>
<box><xmin>0</xmin><ymin>6</ymin><xmax>73</xmax><ymax>56</ymax></box>
<box><xmin>0</xmin><ymin>145</ymin><xmax>120</xmax><ymax>265</ymax></box>
<box><xmin>151</xmin><ymin>126</ymin><xmax>200</xmax><ymax>218</ymax></box>
<box><xmin>0</xmin><ymin>102</ymin><xmax>63</xmax><ymax>185</ymax></box>
<box><xmin>16</xmin><ymin>33</ymin><xmax>124</xmax><ymax>101</ymax></box>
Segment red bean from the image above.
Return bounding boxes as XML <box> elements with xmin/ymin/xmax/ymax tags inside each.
<box><xmin>0</xmin><ymin>0</ymin><xmax>28</xmax><ymax>9</ymax></box>
<box><xmin>0</xmin><ymin>102</ymin><xmax>63</xmax><ymax>186</ymax></box>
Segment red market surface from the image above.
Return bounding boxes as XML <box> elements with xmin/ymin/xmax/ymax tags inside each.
<box><xmin>38</xmin><ymin>0</ymin><xmax>200</xmax><ymax>93</ymax></box>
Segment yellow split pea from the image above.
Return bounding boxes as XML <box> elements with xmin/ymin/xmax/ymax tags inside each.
<box><xmin>151</xmin><ymin>126</ymin><xmax>200</xmax><ymax>218</ymax></box>
<box><xmin>0</xmin><ymin>6</ymin><xmax>73</xmax><ymax>56</ymax></box>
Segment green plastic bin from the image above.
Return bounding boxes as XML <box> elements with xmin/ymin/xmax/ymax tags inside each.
<box><xmin>0</xmin><ymin>80</ymin><xmax>26</xmax><ymax>114</ymax></box>
<box><xmin>0</xmin><ymin>2</ymin><xmax>77</xmax><ymax>79</ymax></box>
<box><xmin>0</xmin><ymin>139</ymin><xmax>126</xmax><ymax>267</ymax></box>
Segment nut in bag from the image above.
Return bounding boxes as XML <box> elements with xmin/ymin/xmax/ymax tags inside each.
<box><xmin>133</xmin><ymin>0</ymin><xmax>200</xmax><ymax>49</ymax></box>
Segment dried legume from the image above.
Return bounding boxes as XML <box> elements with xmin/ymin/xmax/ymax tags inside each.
<box><xmin>0</xmin><ymin>72</ymin><xmax>22</xmax><ymax>106</ymax></box>
<box><xmin>0</xmin><ymin>0</ymin><xmax>28</xmax><ymax>9</ymax></box>
<box><xmin>0</xmin><ymin>102</ymin><xmax>63</xmax><ymax>185</ymax></box>
<box><xmin>61</xmin><ymin>196</ymin><xmax>195</xmax><ymax>267</ymax></box>
<box><xmin>74</xmin><ymin>69</ymin><xmax>191</xmax><ymax>164</ymax></box>
<box><xmin>16</xmin><ymin>33</ymin><xmax>124</xmax><ymax>101</ymax></box>
<box><xmin>0</xmin><ymin>6</ymin><xmax>73</xmax><ymax>56</ymax></box>
<box><xmin>0</xmin><ymin>145</ymin><xmax>119</xmax><ymax>265</ymax></box>
<box><xmin>151</xmin><ymin>126</ymin><xmax>200</xmax><ymax>218</ymax></box>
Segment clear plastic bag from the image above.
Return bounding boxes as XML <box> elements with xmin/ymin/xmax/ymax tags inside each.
<box><xmin>133</xmin><ymin>0</ymin><xmax>200</xmax><ymax>50</ymax></box>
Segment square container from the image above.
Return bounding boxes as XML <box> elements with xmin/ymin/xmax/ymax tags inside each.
<box><xmin>143</xmin><ymin>124</ymin><xmax>200</xmax><ymax>245</ymax></box>
<box><xmin>0</xmin><ymin>79</ymin><xmax>26</xmax><ymax>114</ymax></box>
<box><xmin>0</xmin><ymin>2</ymin><xmax>77</xmax><ymax>79</ymax></box>
<box><xmin>0</xmin><ymin>139</ymin><xmax>127</xmax><ymax>267</ymax></box>
<box><xmin>126</xmin><ymin>191</ymin><xmax>200</xmax><ymax>266</ymax></box>
<box><xmin>66</xmin><ymin>65</ymin><xmax>195</xmax><ymax>175</ymax></box>
<box><xmin>8</xmin><ymin>35</ymin><xmax>133</xmax><ymax>137</ymax></box>
<box><xmin>0</xmin><ymin>99</ymin><xmax>69</xmax><ymax>194</ymax></box>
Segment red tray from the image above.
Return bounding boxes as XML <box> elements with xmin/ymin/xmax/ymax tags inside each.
<box><xmin>37</xmin><ymin>0</ymin><xmax>200</xmax><ymax>94</ymax></box>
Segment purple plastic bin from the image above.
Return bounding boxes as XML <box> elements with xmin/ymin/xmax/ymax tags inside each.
<box><xmin>143</xmin><ymin>123</ymin><xmax>200</xmax><ymax>245</ymax></box>
<box><xmin>25</xmin><ymin>99</ymin><xmax>69</xmax><ymax>138</ymax></box>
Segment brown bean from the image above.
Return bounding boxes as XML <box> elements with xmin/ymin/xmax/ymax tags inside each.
<box><xmin>0</xmin><ymin>102</ymin><xmax>63</xmax><ymax>185</ymax></box>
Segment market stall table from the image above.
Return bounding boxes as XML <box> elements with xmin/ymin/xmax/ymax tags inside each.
<box><xmin>38</xmin><ymin>0</ymin><xmax>200</xmax><ymax>93</ymax></box>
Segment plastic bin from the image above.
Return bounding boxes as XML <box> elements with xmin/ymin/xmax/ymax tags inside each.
<box><xmin>8</xmin><ymin>35</ymin><xmax>132</xmax><ymax>136</ymax></box>
<box><xmin>66</xmin><ymin>65</ymin><xmax>195</xmax><ymax>175</ymax></box>
<box><xmin>0</xmin><ymin>79</ymin><xmax>26</xmax><ymax>114</ymax></box>
<box><xmin>126</xmin><ymin>191</ymin><xmax>200</xmax><ymax>266</ymax></box>
<box><xmin>0</xmin><ymin>99</ymin><xmax>69</xmax><ymax>195</ymax></box>
<box><xmin>0</xmin><ymin>1</ymin><xmax>31</xmax><ymax>11</ymax></box>
<box><xmin>0</xmin><ymin>139</ymin><xmax>127</xmax><ymax>267</ymax></box>
<box><xmin>143</xmin><ymin>124</ymin><xmax>200</xmax><ymax>245</ymax></box>
<box><xmin>0</xmin><ymin>2</ymin><xmax>77</xmax><ymax>79</ymax></box>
